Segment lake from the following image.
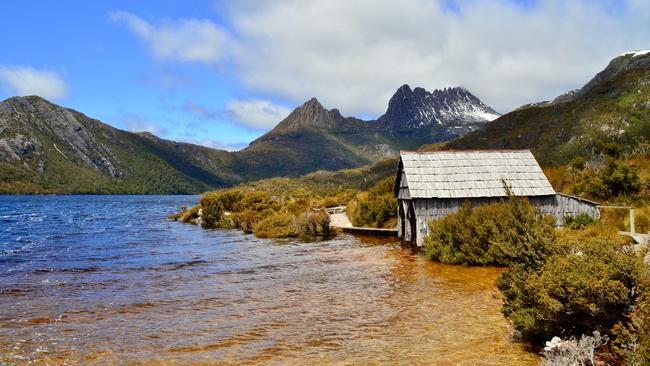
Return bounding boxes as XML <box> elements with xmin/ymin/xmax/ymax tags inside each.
<box><xmin>0</xmin><ymin>195</ymin><xmax>538</xmax><ymax>365</ymax></box>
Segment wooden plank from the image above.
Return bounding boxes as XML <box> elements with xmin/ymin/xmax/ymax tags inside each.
<box><xmin>341</xmin><ymin>227</ymin><xmax>398</xmax><ymax>236</ymax></box>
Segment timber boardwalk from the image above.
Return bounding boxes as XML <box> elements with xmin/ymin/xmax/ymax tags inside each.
<box><xmin>341</xmin><ymin>226</ymin><xmax>398</xmax><ymax>236</ymax></box>
<box><xmin>327</xmin><ymin>206</ymin><xmax>398</xmax><ymax>237</ymax></box>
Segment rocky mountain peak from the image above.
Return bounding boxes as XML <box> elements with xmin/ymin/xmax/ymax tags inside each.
<box><xmin>378</xmin><ymin>85</ymin><xmax>500</xmax><ymax>129</ymax></box>
<box><xmin>576</xmin><ymin>50</ymin><xmax>650</xmax><ymax>98</ymax></box>
<box><xmin>273</xmin><ymin>97</ymin><xmax>346</xmax><ymax>130</ymax></box>
<box><xmin>0</xmin><ymin>95</ymin><xmax>123</xmax><ymax>178</ymax></box>
<box><xmin>303</xmin><ymin>97</ymin><xmax>323</xmax><ymax>108</ymax></box>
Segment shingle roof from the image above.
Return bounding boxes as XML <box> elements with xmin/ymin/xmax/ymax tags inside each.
<box><xmin>397</xmin><ymin>150</ymin><xmax>555</xmax><ymax>199</ymax></box>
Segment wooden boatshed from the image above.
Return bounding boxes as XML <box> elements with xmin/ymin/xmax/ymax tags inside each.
<box><xmin>394</xmin><ymin>150</ymin><xmax>600</xmax><ymax>247</ymax></box>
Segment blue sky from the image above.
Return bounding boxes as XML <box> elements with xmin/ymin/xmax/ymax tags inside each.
<box><xmin>1</xmin><ymin>0</ymin><xmax>649</xmax><ymax>150</ymax></box>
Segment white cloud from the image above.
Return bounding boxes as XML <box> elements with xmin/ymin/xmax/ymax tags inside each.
<box><xmin>110</xmin><ymin>11</ymin><xmax>228</xmax><ymax>64</ymax></box>
<box><xmin>225</xmin><ymin>99</ymin><xmax>291</xmax><ymax>129</ymax></box>
<box><xmin>112</xmin><ymin>1</ymin><xmax>650</xmax><ymax>116</ymax></box>
<box><xmin>0</xmin><ymin>66</ymin><xmax>68</xmax><ymax>99</ymax></box>
<box><xmin>225</xmin><ymin>0</ymin><xmax>650</xmax><ymax>115</ymax></box>
<box><xmin>117</xmin><ymin>114</ymin><xmax>168</xmax><ymax>136</ymax></box>
<box><xmin>181</xmin><ymin>138</ymin><xmax>248</xmax><ymax>151</ymax></box>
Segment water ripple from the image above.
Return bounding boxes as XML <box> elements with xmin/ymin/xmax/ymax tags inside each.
<box><xmin>0</xmin><ymin>195</ymin><xmax>537</xmax><ymax>365</ymax></box>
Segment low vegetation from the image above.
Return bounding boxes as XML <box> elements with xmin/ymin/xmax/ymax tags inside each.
<box><xmin>195</xmin><ymin>189</ymin><xmax>332</xmax><ymax>240</ymax></box>
<box><xmin>540</xmin><ymin>332</ymin><xmax>608</xmax><ymax>366</ymax></box>
<box><xmin>170</xmin><ymin>187</ymin><xmax>334</xmax><ymax>240</ymax></box>
<box><xmin>423</xmin><ymin>197</ymin><xmax>556</xmax><ymax>267</ymax></box>
<box><xmin>347</xmin><ymin>176</ymin><xmax>397</xmax><ymax>228</ymax></box>
<box><xmin>422</xmin><ymin>196</ymin><xmax>649</xmax><ymax>364</ymax></box>
<box><xmin>497</xmin><ymin>231</ymin><xmax>644</xmax><ymax>343</ymax></box>
<box><xmin>563</xmin><ymin>213</ymin><xmax>597</xmax><ymax>230</ymax></box>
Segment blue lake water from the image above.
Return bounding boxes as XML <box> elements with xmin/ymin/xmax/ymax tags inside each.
<box><xmin>0</xmin><ymin>195</ymin><xmax>537</xmax><ymax>365</ymax></box>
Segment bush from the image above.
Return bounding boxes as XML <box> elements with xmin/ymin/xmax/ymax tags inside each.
<box><xmin>576</xmin><ymin>170</ymin><xmax>608</xmax><ymax>199</ymax></box>
<box><xmin>173</xmin><ymin>187</ymin><xmax>339</xmax><ymax>240</ymax></box>
<box><xmin>600</xmin><ymin>159</ymin><xmax>640</xmax><ymax>197</ymax></box>
<box><xmin>167</xmin><ymin>205</ymin><xmax>188</xmax><ymax>221</ymax></box>
<box><xmin>497</xmin><ymin>236</ymin><xmax>645</xmax><ymax>343</ymax></box>
<box><xmin>611</xmin><ymin>280</ymin><xmax>650</xmax><ymax>364</ymax></box>
<box><xmin>179</xmin><ymin>204</ymin><xmax>201</xmax><ymax>224</ymax></box>
<box><xmin>283</xmin><ymin>188</ymin><xmax>312</xmax><ymax>215</ymax></box>
<box><xmin>212</xmin><ymin>190</ymin><xmax>245</xmax><ymax>211</ymax></box>
<box><xmin>253</xmin><ymin>212</ymin><xmax>298</xmax><ymax>238</ymax></box>
<box><xmin>424</xmin><ymin>198</ymin><xmax>556</xmax><ymax>267</ymax></box>
<box><xmin>229</xmin><ymin>210</ymin><xmax>255</xmax><ymax>233</ymax></box>
<box><xmin>316</xmin><ymin>189</ymin><xmax>357</xmax><ymax>208</ymax></box>
<box><xmin>200</xmin><ymin>196</ymin><xmax>224</xmax><ymax>229</ymax></box>
<box><xmin>570</xmin><ymin>156</ymin><xmax>587</xmax><ymax>170</ymax></box>
<box><xmin>575</xmin><ymin>159</ymin><xmax>641</xmax><ymax>200</ymax></box>
<box><xmin>350</xmin><ymin>177</ymin><xmax>397</xmax><ymax>228</ymax></box>
<box><xmin>564</xmin><ymin>213</ymin><xmax>597</xmax><ymax>230</ymax></box>
<box><xmin>235</xmin><ymin>191</ymin><xmax>279</xmax><ymax>212</ymax></box>
<box><xmin>297</xmin><ymin>210</ymin><xmax>331</xmax><ymax>240</ymax></box>
<box><xmin>595</xmin><ymin>141</ymin><xmax>623</xmax><ymax>159</ymax></box>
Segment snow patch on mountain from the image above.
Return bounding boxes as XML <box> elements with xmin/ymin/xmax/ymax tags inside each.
<box><xmin>378</xmin><ymin>85</ymin><xmax>501</xmax><ymax>129</ymax></box>
<box><xmin>620</xmin><ymin>50</ymin><xmax>650</xmax><ymax>58</ymax></box>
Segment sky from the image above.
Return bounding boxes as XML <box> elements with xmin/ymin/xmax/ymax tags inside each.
<box><xmin>1</xmin><ymin>0</ymin><xmax>649</xmax><ymax>151</ymax></box>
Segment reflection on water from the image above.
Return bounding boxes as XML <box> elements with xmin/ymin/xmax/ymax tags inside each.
<box><xmin>0</xmin><ymin>196</ymin><xmax>538</xmax><ymax>365</ymax></box>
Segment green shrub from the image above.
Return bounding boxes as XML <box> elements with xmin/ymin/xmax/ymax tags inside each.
<box><xmin>424</xmin><ymin>198</ymin><xmax>556</xmax><ymax>267</ymax></box>
<box><xmin>231</xmin><ymin>210</ymin><xmax>266</xmax><ymax>233</ymax></box>
<box><xmin>284</xmin><ymin>189</ymin><xmax>312</xmax><ymax>215</ymax></box>
<box><xmin>600</xmin><ymin>159</ymin><xmax>640</xmax><ymax>197</ymax></box>
<box><xmin>180</xmin><ymin>204</ymin><xmax>201</xmax><ymax>223</ymax></box>
<box><xmin>611</xmin><ymin>280</ymin><xmax>650</xmax><ymax>364</ymax></box>
<box><xmin>316</xmin><ymin>189</ymin><xmax>357</xmax><ymax>208</ymax></box>
<box><xmin>574</xmin><ymin>159</ymin><xmax>641</xmax><ymax>200</ymax></box>
<box><xmin>253</xmin><ymin>212</ymin><xmax>298</xmax><ymax>238</ymax></box>
<box><xmin>595</xmin><ymin>141</ymin><xmax>623</xmax><ymax>159</ymax></box>
<box><xmin>576</xmin><ymin>170</ymin><xmax>608</xmax><ymax>199</ymax></box>
<box><xmin>497</xmin><ymin>236</ymin><xmax>645</xmax><ymax>343</ymax></box>
<box><xmin>297</xmin><ymin>210</ymin><xmax>331</xmax><ymax>240</ymax></box>
<box><xmin>200</xmin><ymin>196</ymin><xmax>224</xmax><ymax>229</ymax></box>
<box><xmin>236</xmin><ymin>191</ymin><xmax>279</xmax><ymax>212</ymax></box>
<box><xmin>350</xmin><ymin>177</ymin><xmax>398</xmax><ymax>228</ymax></box>
<box><xmin>564</xmin><ymin>213</ymin><xmax>597</xmax><ymax>230</ymax></box>
<box><xmin>212</xmin><ymin>190</ymin><xmax>245</xmax><ymax>211</ymax></box>
<box><xmin>570</xmin><ymin>156</ymin><xmax>587</xmax><ymax>170</ymax></box>
<box><xmin>167</xmin><ymin>205</ymin><xmax>188</xmax><ymax>221</ymax></box>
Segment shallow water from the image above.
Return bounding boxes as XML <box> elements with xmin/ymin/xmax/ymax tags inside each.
<box><xmin>0</xmin><ymin>195</ymin><xmax>538</xmax><ymax>365</ymax></box>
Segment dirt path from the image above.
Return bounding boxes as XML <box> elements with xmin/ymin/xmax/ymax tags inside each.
<box><xmin>327</xmin><ymin>206</ymin><xmax>353</xmax><ymax>228</ymax></box>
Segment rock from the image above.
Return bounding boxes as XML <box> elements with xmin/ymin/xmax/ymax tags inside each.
<box><xmin>378</xmin><ymin>85</ymin><xmax>500</xmax><ymax>129</ymax></box>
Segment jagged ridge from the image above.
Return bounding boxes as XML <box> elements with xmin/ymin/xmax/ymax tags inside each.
<box><xmin>378</xmin><ymin>85</ymin><xmax>500</xmax><ymax>129</ymax></box>
<box><xmin>0</xmin><ymin>84</ymin><xmax>499</xmax><ymax>193</ymax></box>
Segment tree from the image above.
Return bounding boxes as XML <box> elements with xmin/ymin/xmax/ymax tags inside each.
<box><xmin>497</xmin><ymin>236</ymin><xmax>645</xmax><ymax>343</ymax></box>
<box><xmin>600</xmin><ymin>159</ymin><xmax>640</xmax><ymax>197</ymax></box>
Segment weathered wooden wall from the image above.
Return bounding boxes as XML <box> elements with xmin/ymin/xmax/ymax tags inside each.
<box><xmin>399</xmin><ymin>194</ymin><xmax>599</xmax><ymax>247</ymax></box>
<box><xmin>552</xmin><ymin>193</ymin><xmax>600</xmax><ymax>224</ymax></box>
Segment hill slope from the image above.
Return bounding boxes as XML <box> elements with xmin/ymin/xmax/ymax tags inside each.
<box><xmin>440</xmin><ymin>51</ymin><xmax>650</xmax><ymax>166</ymax></box>
<box><xmin>243</xmin><ymin>86</ymin><xmax>499</xmax><ymax>178</ymax></box>
<box><xmin>0</xmin><ymin>96</ymin><xmax>238</xmax><ymax>194</ymax></box>
<box><xmin>0</xmin><ymin>85</ymin><xmax>496</xmax><ymax>193</ymax></box>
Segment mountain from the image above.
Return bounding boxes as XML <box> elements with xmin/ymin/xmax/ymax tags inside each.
<box><xmin>272</xmin><ymin>97</ymin><xmax>359</xmax><ymax>130</ymax></box>
<box><xmin>0</xmin><ymin>85</ymin><xmax>497</xmax><ymax>194</ymax></box>
<box><xmin>439</xmin><ymin>50</ymin><xmax>650</xmax><ymax>166</ymax></box>
<box><xmin>0</xmin><ymin>96</ymin><xmax>239</xmax><ymax>194</ymax></box>
<box><xmin>248</xmin><ymin>85</ymin><xmax>498</xmax><ymax>165</ymax></box>
<box><xmin>378</xmin><ymin>85</ymin><xmax>500</xmax><ymax>128</ymax></box>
